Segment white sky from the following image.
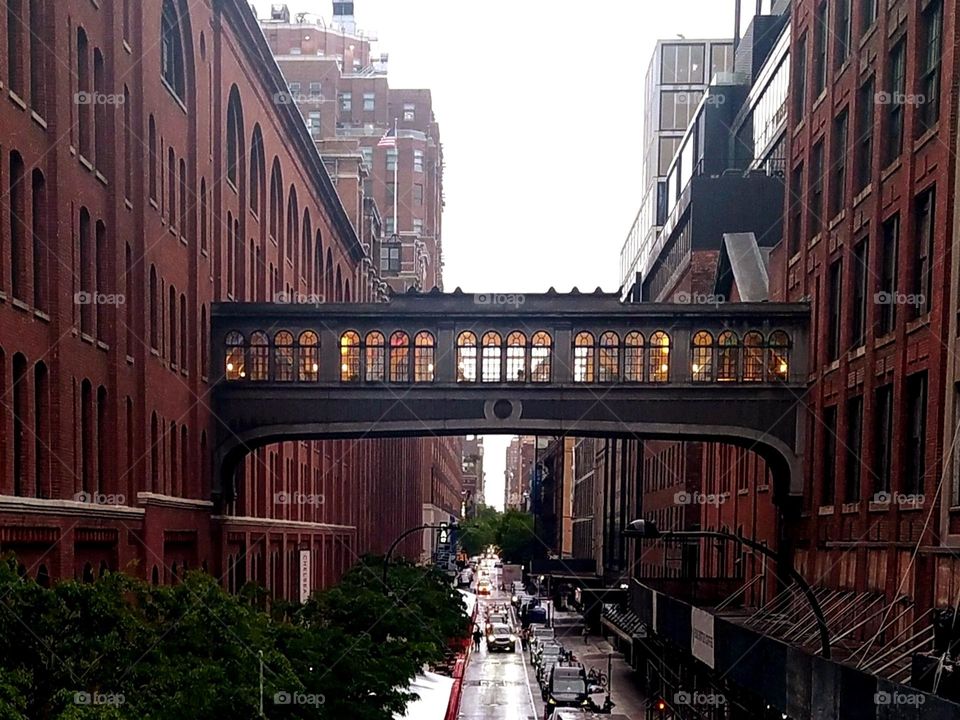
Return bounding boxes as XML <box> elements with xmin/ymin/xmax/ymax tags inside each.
<box><xmin>252</xmin><ymin>0</ymin><xmax>735</xmax><ymax>509</ymax></box>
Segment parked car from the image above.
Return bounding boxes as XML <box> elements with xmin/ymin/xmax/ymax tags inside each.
<box><xmin>477</xmin><ymin>579</ymin><xmax>491</xmax><ymax>595</ymax></box>
<box><xmin>543</xmin><ymin>664</ymin><xmax>589</xmax><ymax>710</ymax></box>
<box><xmin>537</xmin><ymin>648</ymin><xmax>565</xmax><ymax>685</ymax></box>
<box><xmin>529</xmin><ymin>626</ymin><xmax>555</xmax><ymax>653</ymax></box>
<box><xmin>486</xmin><ymin>623</ymin><xmax>517</xmax><ymax>653</ymax></box>
<box><xmin>532</xmin><ymin>641</ymin><xmax>562</xmax><ymax>668</ymax></box>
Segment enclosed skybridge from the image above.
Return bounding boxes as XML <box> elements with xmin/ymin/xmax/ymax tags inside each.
<box><xmin>211</xmin><ymin>290</ymin><xmax>810</xmax><ymax>504</ymax></box>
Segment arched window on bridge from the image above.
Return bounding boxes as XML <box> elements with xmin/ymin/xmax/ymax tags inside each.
<box><xmin>648</xmin><ymin>331</ymin><xmax>670</xmax><ymax>382</ymax></box>
<box><xmin>225</xmin><ymin>331</ymin><xmax>245</xmax><ymax>380</ymax></box>
<box><xmin>573</xmin><ymin>332</ymin><xmax>595</xmax><ymax>383</ymax></box>
<box><xmin>340</xmin><ymin>331</ymin><xmax>361</xmax><ymax>382</ymax></box>
<box><xmin>506</xmin><ymin>332</ymin><xmax>526</xmax><ymax>382</ymax></box>
<box><xmin>457</xmin><ymin>331</ymin><xmax>477</xmax><ymax>382</ymax></box>
<box><xmin>743</xmin><ymin>331</ymin><xmax>764</xmax><ymax>382</ymax></box>
<box><xmin>530</xmin><ymin>331</ymin><xmax>552</xmax><ymax>382</ymax></box>
<box><xmin>273</xmin><ymin>331</ymin><xmax>294</xmax><ymax>381</ymax></box>
<box><xmin>716</xmin><ymin>330</ymin><xmax>739</xmax><ymax>382</ymax></box>
<box><xmin>767</xmin><ymin>330</ymin><xmax>790</xmax><ymax>381</ymax></box>
<box><xmin>414</xmin><ymin>331</ymin><xmax>435</xmax><ymax>382</ymax></box>
<box><xmin>624</xmin><ymin>332</ymin><xmax>644</xmax><ymax>382</ymax></box>
<box><xmin>598</xmin><ymin>332</ymin><xmax>620</xmax><ymax>383</ymax></box>
<box><xmin>691</xmin><ymin>331</ymin><xmax>714</xmax><ymax>382</ymax></box>
<box><xmin>250</xmin><ymin>331</ymin><xmax>269</xmax><ymax>381</ymax></box>
<box><xmin>364</xmin><ymin>331</ymin><xmax>385</xmax><ymax>382</ymax></box>
<box><xmin>481</xmin><ymin>332</ymin><xmax>502</xmax><ymax>382</ymax></box>
<box><xmin>389</xmin><ymin>331</ymin><xmax>411</xmax><ymax>382</ymax></box>
<box><xmin>298</xmin><ymin>331</ymin><xmax>319</xmax><ymax>381</ymax></box>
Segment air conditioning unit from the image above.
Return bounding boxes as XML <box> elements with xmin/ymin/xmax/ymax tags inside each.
<box><xmin>270</xmin><ymin>4</ymin><xmax>290</xmax><ymax>22</ymax></box>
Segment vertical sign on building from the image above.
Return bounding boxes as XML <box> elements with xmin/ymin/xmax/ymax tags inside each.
<box><xmin>691</xmin><ymin>607</ymin><xmax>715</xmax><ymax>669</ymax></box>
<box><xmin>299</xmin><ymin>549</ymin><xmax>311</xmax><ymax>604</ymax></box>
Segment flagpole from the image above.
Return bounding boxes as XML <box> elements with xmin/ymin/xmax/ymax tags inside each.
<box><xmin>392</xmin><ymin>117</ymin><xmax>398</xmax><ymax>237</ymax></box>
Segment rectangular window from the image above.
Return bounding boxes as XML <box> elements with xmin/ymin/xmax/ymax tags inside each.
<box><xmin>660</xmin><ymin>90</ymin><xmax>701</xmax><ymax>131</ymax></box>
<box><xmin>844</xmin><ymin>395</ymin><xmax>863</xmax><ymax>502</ymax></box>
<box><xmin>793</xmin><ymin>34</ymin><xmax>807</xmax><ymax>123</ymax></box>
<box><xmin>360</xmin><ymin>146</ymin><xmax>373</xmax><ymax>169</ymax></box>
<box><xmin>363</xmin><ymin>92</ymin><xmax>375</xmax><ymax>111</ymax></box>
<box><xmin>380</xmin><ymin>244</ymin><xmax>400</xmax><ymax>273</ymax></box>
<box><xmin>710</xmin><ymin>43</ymin><xmax>733</xmax><ymax>79</ymax></box>
<box><xmin>386</xmin><ymin>148</ymin><xmax>397</xmax><ymax>171</ymax></box>
<box><xmin>913</xmin><ymin>188</ymin><xmax>934</xmax><ymax>316</ymax></box>
<box><xmin>822</xmin><ymin>405</ymin><xmax>838</xmax><ymax>505</ymax></box>
<box><xmin>308</xmin><ymin>112</ymin><xmax>321</xmax><ymax>139</ymax></box>
<box><xmin>862</xmin><ymin>0</ymin><xmax>877</xmax><ymax>31</ymax></box>
<box><xmin>288</xmin><ymin>82</ymin><xmax>300</xmax><ymax>94</ymax></box>
<box><xmin>874</xmin><ymin>384</ymin><xmax>893</xmax><ymax>495</ymax></box>
<box><xmin>385</xmin><ymin>216</ymin><xmax>395</xmax><ymax>235</ymax></box>
<box><xmin>661</xmin><ymin>43</ymin><xmax>705</xmax><ymax>83</ymax></box>
<box><xmin>414</xmin><ymin>150</ymin><xmax>424</xmax><ymax>172</ymax></box>
<box><xmin>789</xmin><ymin>163</ymin><xmax>804</xmax><ymax>255</ymax></box>
<box><xmin>917</xmin><ymin>0</ymin><xmax>942</xmax><ymax>134</ymax></box>
<box><xmin>904</xmin><ymin>373</ymin><xmax>927</xmax><ymax>495</ymax></box>
<box><xmin>855</xmin><ymin>78</ymin><xmax>874</xmax><ymax>190</ymax></box>
<box><xmin>835</xmin><ymin>0</ymin><xmax>852</xmax><ymax>67</ymax></box>
<box><xmin>831</xmin><ymin>111</ymin><xmax>848</xmax><ymax>217</ymax></box>
<box><xmin>658</xmin><ymin>137</ymin><xmax>681</xmax><ymax>176</ymax></box>
<box><xmin>852</xmin><ymin>238</ymin><xmax>868</xmax><ymax>346</ymax></box>
<box><xmin>414</xmin><ymin>183</ymin><xmax>424</xmax><ymax>205</ymax></box>
<box><xmin>827</xmin><ymin>259</ymin><xmax>842</xmax><ymax>361</ymax></box>
<box><xmin>385</xmin><ymin>182</ymin><xmax>395</xmax><ymax>202</ymax></box>
<box><xmin>809</xmin><ymin>140</ymin><xmax>824</xmax><ymax>236</ymax></box>
<box><xmin>413</xmin><ymin>218</ymin><xmax>423</xmax><ymax>234</ymax></box>
<box><xmin>339</xmin><ymin>92</ymin><xmax>351</xmax><ymax>112</ymax></box>
<box><xmin>813</xmin><ymin>2</ymin><xmax>827</xmax><ymax>97</ymax></box>
<box><xmin>309</xmin><ymin>81</ymin><xmax>322</xmax><ymax>98</ymax></box>
<box><xmin>885</xmin><ymin>39</ymin><xmax>906</xmax><ymax>165</ymax></box>
<box><xmin>403</xmin><ymin>102</ymin><xmax>415</xmax><ymax>121</ymax></box>
<box><xmin>877</xmin><ymin>215</ymin><xmax>899</xmax><ymax>335</ymax></box>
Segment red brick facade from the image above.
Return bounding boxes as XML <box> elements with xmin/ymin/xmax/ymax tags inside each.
<box><xmin>0</xmin><ymin>0</ymin><xmax>431</xmax><ymax>598</ymax></box>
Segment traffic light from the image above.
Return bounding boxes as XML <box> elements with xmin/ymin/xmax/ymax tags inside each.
<box><xmin>655</xmin><ymin>697</ymin><xmax>668</xmax><ymax>714</ymax></box>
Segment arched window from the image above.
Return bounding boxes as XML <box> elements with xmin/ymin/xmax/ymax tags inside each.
<box><xmin>199</xmin><ymin>177</ymin><xmax>208</xmax><ymax>252</ymax></box>
<box><xmin>149</xmin><ymin>265</ymin><xmax>159</xmax><ymax>349</ymax></box>
<box><xmin>717</xmin><ymin>331</ymin><xmax>739</xmax><ymax>382</ymax></box>
<box><xmin>530</xmin><ymin>331</ymin><xmax>552</xmax><ymax>383</ymax></box>
<box><xmin>767</xmin><ymin>331</ymin><xmax>790</xmax><ymax>381</ymax></box>
<box><xmin>226</xmin><ymin>87</ymin><xmax>243</xmax><ymax>187</ymax></box>
<box><xmin>269</xmin><ymin>159</ymin><xmax>283</xmax><ymax>241</ymax></box>
<box><xmin>624</xmin><ymin>332</ymin><xmax>644</xmax><ymax>382</ymax></box>
<box><xmin>648</xmin><ymin>331</ymin><xmax>670</xmax><ymax>383</ymax></box>
<box><xmin>29</xmin><ymin>0</ymin><xmax>46</xmax><ymax>117</ymax></box>
<box><xmin>179</xmin><ymin>158</ymin><xmax>187</xmax><ymax>241</ymax></box>
<box><xmin>457</xmin><ymin>331</ymin><xmax>477</xmax><ymax>382</ymax></box>
<box><xmin>573</xmin><ymin>332</ymin><xmax>595</xmax><ymax>383</ymax></box>
<box><xmin>414</xmin><ymin>332</ymin><xmax>435</xmax><ymax>382</ymax></box>
<box><xmin>691</xmin><ymin>331</ymin><xmax>714</xmax><ymax>382</ymax></box>
<box><xmin>200</xmin><ymin>305</ymin><xmax>208</xmax><ymax>377</ymax></box>
<box><xmin>249</xmin><ymin>331</ymin><xmax>269</xmax><ymax>380</ymax></box>
<box><xmin>481</xmin><ymin>332</ymin><xmax>502</xmax><ymax>382</ymax></box>
<box><xmin>505</xmin><ymin>332</ymin><xmax>527</xmax><ymax>382</ymax></box>
<box><xmin>273</xmin><ymin>330</ymin><xmax>294</xmax><ymax>381</ymax></box>
<box><xmin>225</xmin><ymin>331</ymin><xmax>245</xmax><ymax>380</ymax></box>
<box><xmin>150</xmin><ymin>412</ymin><xmax>159</xmax><ymax>492</ymax></box>
<box><xmin>148</xmin><ymin>115</ymin><xmax>158</xmax><ymax>200</ymax></box>
<box><xmin>76</xmin><ymin>28</ymin><xmax>90</xmax><ymax>156</ymax></box>
<box><xmin>168</xmin><ymin>286</ymin><xmax>178</xmax><ymax>365</ymax></box>
<box><xmin>167</xmin><ymin>147</ymin><xmax>176</xmax><ymax>227</ymax></box>
<box><xmin>161</xmin><ymin>0</ymin><xmax>185</xmax><ymax>99</ymax></box>
<box><xmin>9</xmin><ymin>152</ymin><xmax>25</xmax><ymax>303</ymax></box>
<box><xmin>364</xmin><ymin>331</ymin><xmax>385</xmax><ymax>382</ymax></box>
<box><xmin>123</xmin><ymin>86</ymin><xmax>132</xmax><ymax>197</ymax></box>
<box><xmin>6</xmin><ymin>0</ymin><xmax>23</xmax><ymax>95</ymax></box>
<box><xmin>598</xmin><ymin>332</ymin><xmax>620</xmax><ymax>383</ymax></box>
<box><xmin>389</xmin><ymin>331</ymin><xmax>410</xmax><ymax>382</ymax></box>
<box><xmin>93</xmin><ymin>49</ymin><xmax>106</xmax><ymax>165</ymax></box>
<box><xmin>250</xmin><ymin>125</ymin><xmax>265</xmax><ymax>214</ymax></box>
<box><xmin>298</xmin><ymin>331</ymin><xmax>319</xmax><ymax>381</ymax></box>
<box><xmin>300</xmin><ymin>211</ymin><xmax>311</xmax><ymax>282</ymax></box>
<box><xmin>179</xmin><ymin>293</ymin><xmax>188</xmax><ymax>369</ymax></box>
<box><xmin>340</xmin><ymin>331</ymin><xmax>360</xmax><ymax>382</ymax></box>
<box><xmin>286</xmin><ymin>187</ymin><xmax>298</xmax><ymax>260</ymax></box>
<box><xmin>743</xmin><ymin>331</ymin><xmax>764</xmax><ymax>382</ymax></box>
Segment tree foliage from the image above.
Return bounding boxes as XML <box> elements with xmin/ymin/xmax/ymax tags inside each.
<box><xmin>0</xmin><ymin>555</ymin><xmax>467</xmax><ymax>719</ymax></box>
<box><xmin>458</xmin><ymin>507</ymin><xmax>541</xmax><ymax>564</ymax></box>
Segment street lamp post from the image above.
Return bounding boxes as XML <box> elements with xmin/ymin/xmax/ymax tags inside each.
<box><xmin>382</xmin><ymin>522</ymin><xmax>457</xmax><ymax>591</ymax></box>
<box><xmin>623</xmin><ymin>519</ymin><xmax>831</xmax><ymax>659</ymax></box>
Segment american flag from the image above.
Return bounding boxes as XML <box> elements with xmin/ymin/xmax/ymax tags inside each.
<box><xmin>377</xmin><ymin>126</ymin><xmax>396</xmax><ymax>148</ymax></box>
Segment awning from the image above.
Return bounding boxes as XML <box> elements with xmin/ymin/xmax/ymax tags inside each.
<box><xmin>601</xmin><ymin>603</ymin><xmax>645</xmax><ymax>643</ymax></box>
<box><xmin>394</xmin><ymin>671</ymin><xmax>455</xmax><ymax>720</ymax></box>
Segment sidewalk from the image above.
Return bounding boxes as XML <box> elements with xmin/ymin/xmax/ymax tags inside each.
<box><xmin>547</xmin><ymin>607</ymin><xmax>650</xmax><ymax>717</ymax></box>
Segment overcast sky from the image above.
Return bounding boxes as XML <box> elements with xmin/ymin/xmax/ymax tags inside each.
<box><xmin>252</xmin><ymin>0</ymin><xmax>735</xmax><ymax>509</ymax></box>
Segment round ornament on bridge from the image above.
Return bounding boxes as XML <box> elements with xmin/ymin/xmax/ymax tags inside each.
<box><xmin>484</xmin><ymin>398</ymin><xmax>521</xmax><ymax>422</ymax></box>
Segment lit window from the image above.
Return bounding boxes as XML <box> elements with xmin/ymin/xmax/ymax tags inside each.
<box><xmin>530</xmin><ymin>331</ymin><xmax>552</xmax><ymax>382</ymax></box>
<box><xmin>389</xmin><ymin>331</ymin><xmax>410</xmax><ymax>382</ymax></box>
<box><xmin>340</xmin><ymin>331</ymin><xmax>360</xmax><ymax>382</ymax></box>
<box><xmin>225</xmin><ymin>331</ymin><xmax>245</xmax><ymax>380</ymax></box>
<box><xmin>573</xmin><ymin>332</ymin><xmax>595</xmax><ymax>383</ymax></box>
<box><xmin>364</xmin><ymin>331</ymin><xmax>385</xmax><ymax>382</ymax></box>
<box><xmin>457</xmin><ymin>332</ymin><xmax>478</xmax><ymax>382</ymax></box>
<box><xmin>648</xmin><ymin>332</ymin><xmax>670</xmax><ymax>383</ymax></box>
<box><xmin>414</xmin><ymin>332</ymin><xmax>435</xmax><ymax>382</ymax></box>
<box><xmin>274</xmin><ymin>331</ymin><xmax>295</xmax><ymax>381</ymax></box>
<box><xmin>743</xmin><ymin>331</ymin><xmax>764</xmax><ymax>381</ymax></box>
<box><xmin>624</xmin><ymin>332</ymin><xmax>644</xmax><ymax>382</ymax></box>
<box><xmin>691</xmin><ymin>331</ymin><xmax>714</xmax><ymax>382</ymax></box>
<box><xmin>363</xmin><ymin>92</ymin><xmax>375</xmax><ymax>111</ymax></box>
<box><xmin>598</xmin><ymin>332</ymin><xmax>620</xmax><ymax>383</ymax></box>
<box><xmin>716</xmin><ymin>331</ymin><xmax>739</xmax><ymax>381</ymax></box>
<box><xmin>506</xmin><ymin>332</ymin><xmax>527</xmax><ymax>381</ymax></box>
<box><xmin>250</xmin><ymin>331</ymin><xmax>269</xmax><ymax>380</ymax></box>
<box><xmin>481</xmin><ymin>332</ymin><xmax>502</xmax><ymax>382</ymax></box>
<box><xmin>767</xmin><ymin>331</ymin><xmax>790</xmax><ymax>381</ymax></box>
<box><xmin>298</xmin><ymin>331</ymin><xmax>319</xmax><ymax>381</ymax></box>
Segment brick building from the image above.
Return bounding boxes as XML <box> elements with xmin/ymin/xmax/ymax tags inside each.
<box><xmin>0</xmin><ymin>0</ymin><xmax>436</xmax><ymax>599</ymax></box>
<box><xmin>460</xmin><ymin>435</ymin><xmax>484</xmax><ymax>518</ymax></box>
<box><xmin>504</xmin><ymin>435</ymin><xmax>535</xmax><ymax>511</ymax></box>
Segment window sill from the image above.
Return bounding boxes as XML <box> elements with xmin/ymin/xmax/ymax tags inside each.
<box><xmin>160</xmin><ymin>76</ymin><xmax>188</xmax><ymax>114</ymax></box>
<box><xmin>853</xmin><ymin>183</ymin><xmax>872</xmax><ymax>207</ymax></box>
<box><xmin>150</xmin><ymin>347</ymin><xmax>160</xmax><ymax>357</ymax></box>
<box><xmin>94</xmin><ymin>171</ymin><xmax>108</xmax><ymax>186</ymax></box>
<box><xmin>847</xmin><ymin>345</ymin><xmax>866</xmax><ymax>361</ymax></box>
<box><xmin>817</xmin><ymin>505</ymin><xmax>835</xmax><ymax>516</ymax></box>
<box><xmin>828</xmin><ymin>210</ymin><xmax>846</xmax><ymax>230</ymax></box>
<box><xmin>874</xmin><ymin>333</ymin><xmax>896</xmax><ymax>350</ymax></box>
<box><xmin>10</xmin><ymin>298</ymin><xmax>30</xmax><ymax>313</ymax></box>
<box><xmin>807</xmin><ymin>232</ymin><xmax>822</xmax><ymax>250</ymax></box>
<box><xmin>792</xmin><ymin>119</ymin><xmax>805</xmax><ymax>138</ymax></box>
<box><xmin>124</xmin><ymin>198</ymin><xmax>133</xmax><ymax>210</ymax></box>
<box><xmin>123</xmin><ymin>40</ymin><xmax>132</xmax><ymax>55</ymax></box>
<box><xmin>757</xmin><ymin>484</ymin><xmax>770</xmax><ymax>493</ymax></box>
<box><xmin>126</xmin><ymin>354</ymin><xmax>135</xmax><ymax>365</ymax></box>
<box><xmin>149</xmin><ymin>198</ymin><xmax>159</xmax><ymax>211</ymax></box>
<box><xmin>880</xmin><ymin>157</ymin><xmax>902</xmax><ymax>181</ymax></box>
<box><xmin>737</xmin><ymin>488</ymin><xmax>749</xmax><ymax>496</ymax></box>
<box><xmin>824</xmin><ymin>358</ymin><xmax>841</xmax><ymax>373</ymax></box>
<box><xmin>868</xmin><ymin>501</ymin><xmax>889</xmax><ymax>513</ymax></box>
<box><xmin>841</xmin><ymin>502</ymin><xmax>859</xmax><ymax>515</ymax></box>
<box><xmin>913</xmin><ymin>125</ymin><xmax>940</xmax><ymax>153</ymax></box>
<box><xmin>79</xmin><ymin>155</ymin><xmax>94</xmax><ymax>173</ymax></box>
<box><xmin>859</xmin><ymin>23</ymin><xmax>878</xmax><ymax>48</ymax></box>
<box><xmin>96</xmin><ymin>339</ymin><xmax>108</xmax><ymax>352</ymax></box>
<box><xmin>80</xmin><ymin>332</ymin><xmax>96</xmax><ymax>346</ymax></box>
<box><xmin>906</xmin><ymin>316</ymin><xmax>930</xmax><ymax>334</ymax></box>
<box><xmin>30</xmin><ymin>111</ymin><xmax>46</xmax><ymax>130</ymax></box>
<box><xmin>788</xmin><ymin>251</ymin><xmax>802</xmax><ymax>268</ymax></box>
<box><xmin>812</xmin><ymin>90</ymin><xmax>827</xmax><ymax>113</ymax></box>
<box><xmin>33</xmin><ymin>309</ymin><xmax>50</xmax><ymax>322</ymax></box>
<box><xmin>8</xmin><ymin>90</ymin><xmax>26</xmax><ymax>110</ymax></box>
